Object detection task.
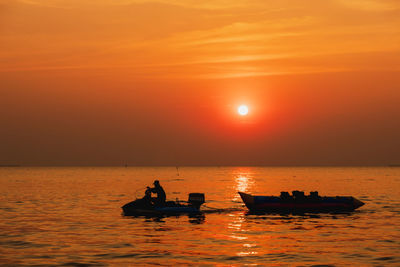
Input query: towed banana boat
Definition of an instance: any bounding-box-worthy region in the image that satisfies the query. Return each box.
[122,193,205,216]
[239,191,364,213]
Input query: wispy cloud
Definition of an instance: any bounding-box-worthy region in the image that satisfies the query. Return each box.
[1,0,399,78]
[335,0,400,11]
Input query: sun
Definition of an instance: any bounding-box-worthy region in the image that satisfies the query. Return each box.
[238,105,249,116]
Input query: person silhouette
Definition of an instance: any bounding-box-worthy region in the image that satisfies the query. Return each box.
[143,186,152,202]
[150,180,166,206]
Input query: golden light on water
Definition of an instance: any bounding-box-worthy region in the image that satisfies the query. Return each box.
[236,175,251,192]
[232,168,255,201]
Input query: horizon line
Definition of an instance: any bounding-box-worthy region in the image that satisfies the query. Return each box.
[0,164,398,168]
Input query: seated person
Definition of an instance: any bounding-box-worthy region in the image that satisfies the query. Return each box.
[149,180,166,206]
[143,186,152,201]
[134,186,152,208]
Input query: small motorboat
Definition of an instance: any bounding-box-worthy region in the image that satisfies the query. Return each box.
[122,193,205,216]
[238,191,365,213]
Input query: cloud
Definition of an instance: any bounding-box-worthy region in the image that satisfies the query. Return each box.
[1,0,399,78]
[335,0,400,11]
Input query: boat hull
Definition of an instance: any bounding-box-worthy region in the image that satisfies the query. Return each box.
[239,192,365,213]
[122,200,201,216]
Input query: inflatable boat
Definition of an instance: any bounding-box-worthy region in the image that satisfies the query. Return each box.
[239,191,364,213]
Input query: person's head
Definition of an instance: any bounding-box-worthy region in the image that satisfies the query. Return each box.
[154,180,160,186]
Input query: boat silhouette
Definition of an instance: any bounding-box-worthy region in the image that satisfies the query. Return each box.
[122,193,205,216]
[239,191,364,213]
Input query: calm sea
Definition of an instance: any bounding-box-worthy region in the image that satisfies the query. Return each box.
[0,167,399,266]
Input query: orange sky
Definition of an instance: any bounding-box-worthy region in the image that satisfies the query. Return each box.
[1,0,400,165]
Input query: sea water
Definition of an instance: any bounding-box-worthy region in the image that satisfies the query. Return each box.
[0,167,399,266]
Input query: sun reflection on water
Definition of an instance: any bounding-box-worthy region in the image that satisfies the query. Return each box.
[228,214,261,257]
[229,168,260,257]
[228,214,247,238]
[232,168,255,201]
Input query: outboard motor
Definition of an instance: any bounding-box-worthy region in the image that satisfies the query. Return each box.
[188,193,205,209]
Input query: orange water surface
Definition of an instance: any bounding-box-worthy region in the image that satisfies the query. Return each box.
[0,167,399,266]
